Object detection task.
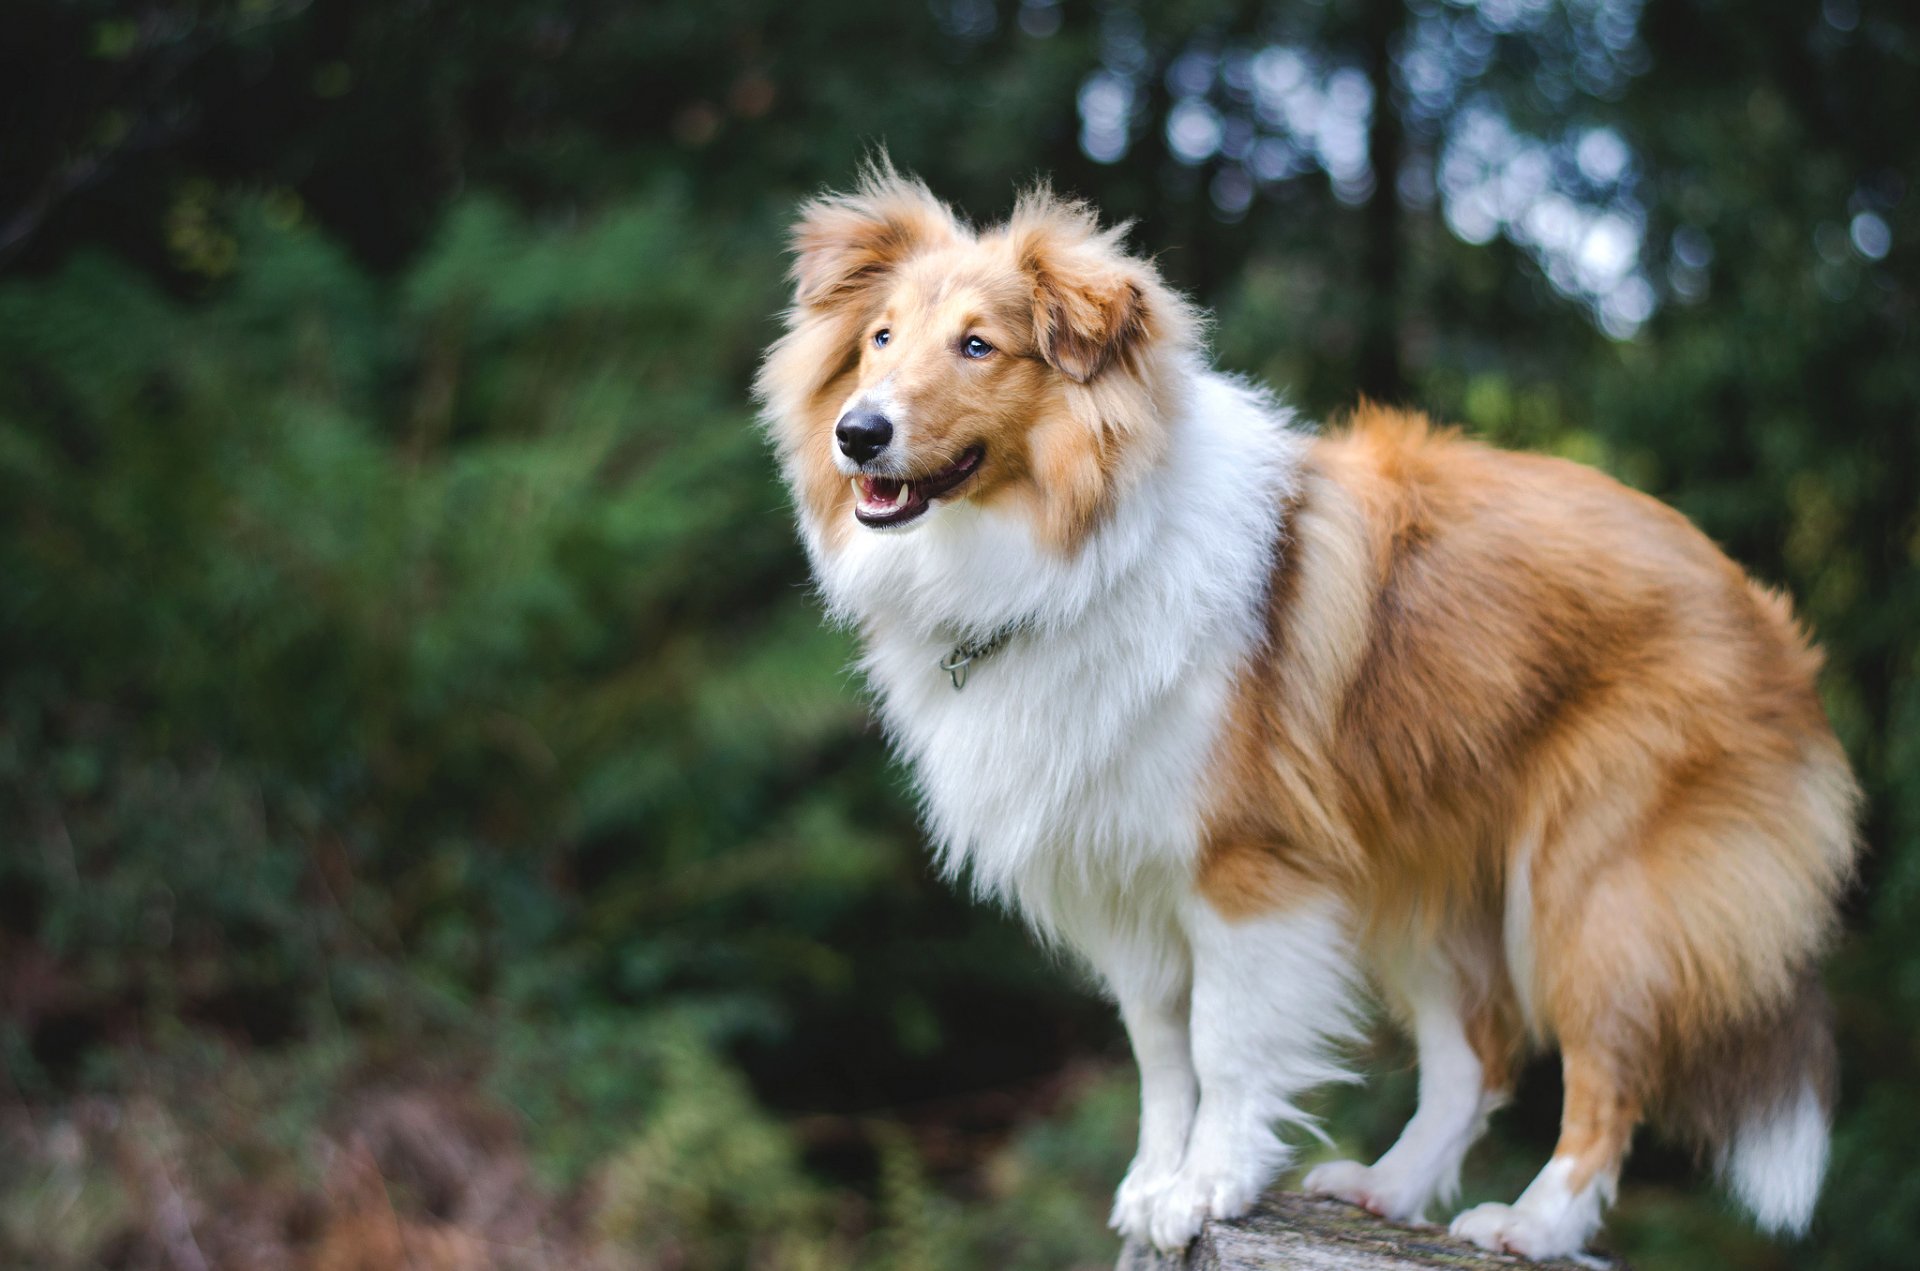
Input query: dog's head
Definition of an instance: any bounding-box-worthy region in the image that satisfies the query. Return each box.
[756,160,1197,558]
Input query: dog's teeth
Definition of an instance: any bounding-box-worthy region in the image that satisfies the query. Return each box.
[851,478,864,500]
[894,484,912,509]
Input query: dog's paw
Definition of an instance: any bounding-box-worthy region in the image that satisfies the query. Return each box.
[1108,1160,1175,1241]
[1144,1167,1261,1251]
[1302,1158,1428,1223]
[1449,1201,1581,1261]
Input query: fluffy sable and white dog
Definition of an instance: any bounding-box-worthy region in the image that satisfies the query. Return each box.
[755,161,1859,1260]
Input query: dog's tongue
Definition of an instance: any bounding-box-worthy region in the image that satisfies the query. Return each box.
[857,474,916,515]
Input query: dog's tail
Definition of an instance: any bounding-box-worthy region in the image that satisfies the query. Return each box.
[1658,970,1837,1235]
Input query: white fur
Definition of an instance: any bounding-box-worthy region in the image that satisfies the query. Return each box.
[1452,1156,1612,1262]
[1093,887,1198,1241]
[1145,896,1365,1249]
[802,366,1304,926]
[1305,962,1504,1222]
[1722,1079,1827,1234]
[794,365,1357,1249]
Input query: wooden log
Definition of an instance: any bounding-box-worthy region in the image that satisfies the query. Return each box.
[1115,1193,1613,1270]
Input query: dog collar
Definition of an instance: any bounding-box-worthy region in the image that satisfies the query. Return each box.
[938,622,1022,690]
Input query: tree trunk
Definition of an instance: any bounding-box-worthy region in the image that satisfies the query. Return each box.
[1357,0,1405,402]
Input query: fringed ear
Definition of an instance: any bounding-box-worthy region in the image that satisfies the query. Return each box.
[1010,188,1159,384]
[789,157,964,311]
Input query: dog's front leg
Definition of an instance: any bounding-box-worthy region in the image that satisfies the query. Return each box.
[1144,892,1363,1251]
[1065,897,1198,1244]
[1106,978,1198,1240]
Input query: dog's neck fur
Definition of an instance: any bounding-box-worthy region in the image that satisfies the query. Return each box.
[803,363,1307,934]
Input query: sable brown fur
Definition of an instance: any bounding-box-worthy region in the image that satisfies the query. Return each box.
[1202,405,1858,1195]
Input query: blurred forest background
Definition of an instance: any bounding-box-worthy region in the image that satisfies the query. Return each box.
[0,1,1914,1268]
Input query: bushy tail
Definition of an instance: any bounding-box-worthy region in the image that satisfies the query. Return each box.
[1660,972,1837,1236]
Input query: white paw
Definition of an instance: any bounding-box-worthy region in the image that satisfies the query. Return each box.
[1449,1201,1582,1261]
[1145,1168,1262,1251]
[1302,1158,1428,1223]
[1108,1159,1177,1241]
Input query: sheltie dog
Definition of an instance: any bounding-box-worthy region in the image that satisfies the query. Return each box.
[755,161,1859,1260]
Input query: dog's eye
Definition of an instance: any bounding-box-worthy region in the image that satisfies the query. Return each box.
[873,328,891,348]
[962,335,993,360]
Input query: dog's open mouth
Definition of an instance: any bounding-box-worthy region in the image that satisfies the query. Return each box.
[852,446,984,528]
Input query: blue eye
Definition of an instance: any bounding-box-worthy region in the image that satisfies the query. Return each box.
[873,328,890,348]
[962,335,993,359]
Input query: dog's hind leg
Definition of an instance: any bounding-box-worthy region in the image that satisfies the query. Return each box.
[1305,955,1517,1222]
[1451,1043,1639,1259]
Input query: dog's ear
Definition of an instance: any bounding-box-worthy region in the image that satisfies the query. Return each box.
[1011,190,1156,385]
[790,158,963,311]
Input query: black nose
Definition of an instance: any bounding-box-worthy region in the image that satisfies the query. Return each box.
[835,409,893,463]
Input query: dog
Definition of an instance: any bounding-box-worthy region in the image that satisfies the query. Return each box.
[755,160,1859,1260]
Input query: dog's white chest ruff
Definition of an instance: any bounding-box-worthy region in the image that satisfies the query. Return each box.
[868,599,1241,917]
[814,372,1304,928]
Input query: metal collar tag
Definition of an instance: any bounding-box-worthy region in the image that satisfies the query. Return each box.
[937,624,1019,690]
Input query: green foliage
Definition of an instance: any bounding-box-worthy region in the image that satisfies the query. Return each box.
[0,176,1082,1080]
[1,1,1917,1267]
[593,1031,829,1267]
